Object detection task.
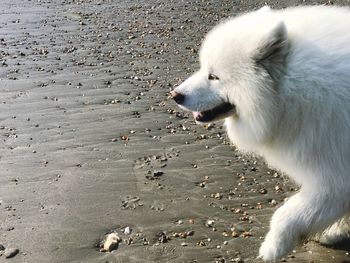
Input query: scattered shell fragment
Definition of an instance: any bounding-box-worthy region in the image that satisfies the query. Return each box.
[100,233,121,252]
[222,231,229,237]
[241,231,252,238]
[231,231,239,238]
[176,220,183,225]
[126,237,133,245]
[256,203,263,209]
[157,231,170,243]
[172,230,194,238]
[212,192,222,199]
[124,226,132,235]
[197,240,206,246]
[206,219,214,227]
[270,199,278,206]
[259,188,267,194]
[186,230,194,236]
[121,135,129,141]
[232,257,244,263]
[275,185,284,192]
[231,225,245,235]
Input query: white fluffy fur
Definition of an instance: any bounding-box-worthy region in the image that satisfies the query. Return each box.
[174,5,350,262]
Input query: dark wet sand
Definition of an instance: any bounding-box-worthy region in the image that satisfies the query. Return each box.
[1,0,350,262]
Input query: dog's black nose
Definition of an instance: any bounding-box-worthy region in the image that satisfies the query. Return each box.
[171,91,185,104]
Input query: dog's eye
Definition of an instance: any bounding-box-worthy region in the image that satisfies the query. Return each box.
[208,73,219,80]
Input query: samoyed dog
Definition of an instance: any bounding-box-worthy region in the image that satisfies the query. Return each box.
[171,5,350,262]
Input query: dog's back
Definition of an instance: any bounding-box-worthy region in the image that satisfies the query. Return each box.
[264,7,350,187]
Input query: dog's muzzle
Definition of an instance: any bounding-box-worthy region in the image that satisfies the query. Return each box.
[192,102,235,123]
[170,91,185,104]
[171,91,236,123]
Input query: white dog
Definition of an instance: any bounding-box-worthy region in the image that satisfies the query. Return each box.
[171,5,350,261]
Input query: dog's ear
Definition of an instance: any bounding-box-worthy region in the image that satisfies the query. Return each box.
[254,21,288,80]
[254,21,288,62]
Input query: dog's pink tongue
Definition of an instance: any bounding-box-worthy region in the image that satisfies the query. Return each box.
[192,111,201,120]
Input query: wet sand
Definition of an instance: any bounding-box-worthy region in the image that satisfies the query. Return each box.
[1,0,350,262]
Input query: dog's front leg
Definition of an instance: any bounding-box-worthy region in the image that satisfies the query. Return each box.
[259,190,346,261]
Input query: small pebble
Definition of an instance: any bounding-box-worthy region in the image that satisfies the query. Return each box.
[153,170,163,177]
[4,248,19,258]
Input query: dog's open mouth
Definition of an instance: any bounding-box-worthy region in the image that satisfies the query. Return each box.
[192,102,236,123]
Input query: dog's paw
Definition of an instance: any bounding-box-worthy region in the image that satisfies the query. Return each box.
[318,225,350,246]
[258,236,292,262]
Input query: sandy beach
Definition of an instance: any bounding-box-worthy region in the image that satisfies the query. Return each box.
[1,0,350,262]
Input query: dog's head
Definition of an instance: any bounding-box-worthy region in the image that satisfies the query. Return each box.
[172,7,289,125]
